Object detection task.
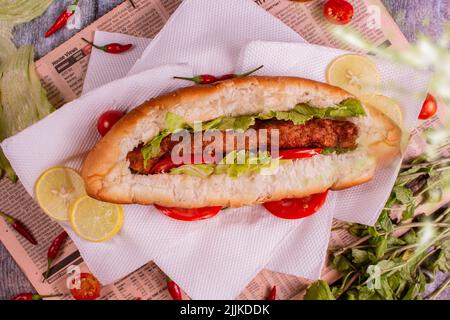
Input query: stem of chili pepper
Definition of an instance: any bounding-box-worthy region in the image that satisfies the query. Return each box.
[12,293,62,300]
[81,38,133,54]
[166,278,182,300]
[266,285,276,300]
[217,65,264,81]
[44,231,69,280]
[0,211,37,245]
[128,0,136,8]
[44,0,79,38]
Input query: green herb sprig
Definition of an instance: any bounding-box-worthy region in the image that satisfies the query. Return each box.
[304,155,450,300]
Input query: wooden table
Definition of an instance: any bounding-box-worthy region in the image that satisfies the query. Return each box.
[1,0,449,299]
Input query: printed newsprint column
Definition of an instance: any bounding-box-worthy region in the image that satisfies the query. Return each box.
[0,0,446,300]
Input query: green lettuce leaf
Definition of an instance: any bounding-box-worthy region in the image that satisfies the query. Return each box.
[169,164,215,178]
[141,130,169,168]
[165,111,187,132]
[0,45,54,182]
[141,112,189,167]
[169,151,286,179]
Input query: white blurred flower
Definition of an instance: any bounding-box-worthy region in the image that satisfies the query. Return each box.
[66,5,81,30]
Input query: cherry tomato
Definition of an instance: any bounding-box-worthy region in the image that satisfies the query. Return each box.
[150,157,179,174]
[278,148,323,160]
[97,110,124,136]
[70,273,101,300]
[263,190,329,220]
[323,0,354,25]
[419,94,438,120]
[154,205,222,221]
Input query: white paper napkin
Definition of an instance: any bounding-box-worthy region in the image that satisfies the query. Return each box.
[234,41,432,226]
[128,0,305,76]
[82,32,152,93]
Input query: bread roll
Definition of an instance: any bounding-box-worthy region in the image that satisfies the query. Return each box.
[81,76,401,208]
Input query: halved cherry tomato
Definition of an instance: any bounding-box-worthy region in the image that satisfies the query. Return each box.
[154,205,222,221]
[323,0,354,25]
[97,110,124,136]
[70,273,101,300]
[278,148,322,160]
[150,157,180,174]
[419,94,438,120]
[263,190,329,220]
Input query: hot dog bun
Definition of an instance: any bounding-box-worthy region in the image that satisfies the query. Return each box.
[81,76,401,208]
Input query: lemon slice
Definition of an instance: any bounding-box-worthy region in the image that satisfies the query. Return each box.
[361,94,404,127]
[35,167,86,221]
[326,54,381,98]
[70,195,123,242]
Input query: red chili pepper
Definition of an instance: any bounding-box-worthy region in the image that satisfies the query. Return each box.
[267,286,276,300]
[81,38,133,54]
[174,65,264,85]
[167,278,182,300]
[44,231,69,279]
[0,211,37,245]
[12,293,61,300]
[173,74,218,85]
[45,0,79,38]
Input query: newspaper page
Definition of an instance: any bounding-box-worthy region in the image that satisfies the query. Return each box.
[0,0,446,300]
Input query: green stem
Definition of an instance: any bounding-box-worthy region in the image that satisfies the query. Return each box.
[237,65,264,78]
[81,38,105,51]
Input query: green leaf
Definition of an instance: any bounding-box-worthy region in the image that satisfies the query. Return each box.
[141,130,169,167]
[303,280,335,300]
[232,116,255,131]
[376,276,394,300]
[375,236,388,259]
[169,151,282,179]
[294,103,327,118]
[376,210,393,232]
[402,203,416,220]
[351,248,369,265]
[200,118,222,131]
[169,164,215,178]
[165,112,187,132]
[332,255,354,272]
[273,110,311,125]
[335,98,367,117]
[393,185,414,204]
[355,286,382,300]
[401,230,417,245]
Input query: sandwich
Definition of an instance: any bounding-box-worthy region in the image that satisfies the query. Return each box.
[81,76,401,213]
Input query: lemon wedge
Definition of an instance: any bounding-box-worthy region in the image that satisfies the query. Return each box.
[35,167,86,221]
[361,94,404,127]
[326,54,381,98]
[70,195,124,242]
